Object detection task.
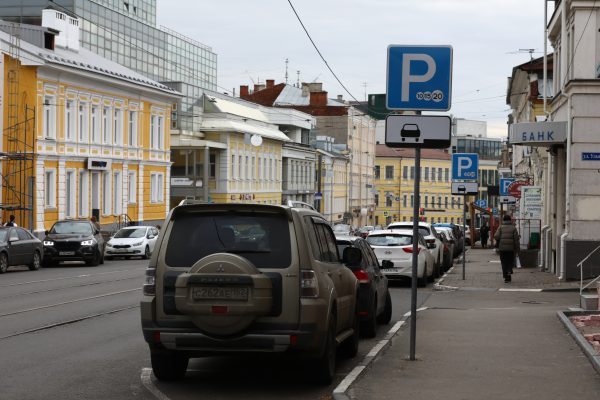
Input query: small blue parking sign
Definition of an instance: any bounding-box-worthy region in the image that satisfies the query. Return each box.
[499,178,515,196]
[387,45,453,111]
[452,153,478,181]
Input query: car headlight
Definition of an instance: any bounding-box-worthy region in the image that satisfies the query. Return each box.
[81,239,96,246]
[43,240,54,246]
[132,241,144,246]
[106,242,113,248]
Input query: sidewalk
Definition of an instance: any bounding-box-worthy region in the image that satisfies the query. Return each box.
[343,249,600,400]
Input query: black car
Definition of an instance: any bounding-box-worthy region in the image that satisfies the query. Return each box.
[0,227,44,273]
[43,220,105,267]
[337,235,392,338]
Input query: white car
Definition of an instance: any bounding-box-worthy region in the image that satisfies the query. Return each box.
[387,221,444,278]
[105,226,159,260]
[366,229,435,287]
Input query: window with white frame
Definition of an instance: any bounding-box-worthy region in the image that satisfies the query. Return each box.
[150,115,156,149]
[43,95,56,139]
[65,99,75,141]
[78,170,89,217]
[113,171,122,215]
[245,156,249,180]
[65,170,76,218]
[45,170,56,208]
[79,101,88,143]
[128,110,137,147]
[102,171,112,215]
[91,105,100,143]
[127,171,136,204]
[114,108,123,146]
[150,114,164,150]
[231,154,236,179]
[238,155,242,179]
[151,173,164,203]
[103,106,111,145]
[157,116,164,149]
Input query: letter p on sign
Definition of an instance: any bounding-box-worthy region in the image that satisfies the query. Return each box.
[401,54,436,102]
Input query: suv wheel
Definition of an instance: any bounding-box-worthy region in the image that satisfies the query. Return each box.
[150,350,189,381]
[313,313,336,384]
[360,298,377,338]
[86,251,100,266]
[0,253,8,274]
[377,291,392,325]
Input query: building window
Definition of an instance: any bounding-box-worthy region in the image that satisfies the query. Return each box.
[45,170,56,208]
[445,196,448,208]
[91,105,100,144]
[66,170,76,218]
[127,171,136,204]
[385,166,393,179]
[128,110,137,146]
[103,106,111,145]
[158,116,164,149]
[232,155,236,179]
[386,196,393,207]
[424,195,428,207]
[151,172,164,203]
[403,166,408,179]
[43,95,56,139]
[444,168,449,182]
[424,167,429,181]
[65,99,75,141]
[113,171,122,215]
[150,115,156,149]
[103,171,112,215]
[374,166,380,179]
[410,194,414,207]
[78,170,89,217]
[431,168,436,181]
[410,166,415,179]
[403,194,407,208]
[239,155,243,180]
[151,115,164,150]
[79,102,88,143]
[374,193,379,206]
[114,109,123,146]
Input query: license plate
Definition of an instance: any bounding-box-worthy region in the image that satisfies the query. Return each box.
[382,268,400,273]
[59,251,75,256]
[192,286,249,301]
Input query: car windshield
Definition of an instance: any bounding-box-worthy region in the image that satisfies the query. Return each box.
[359,226,374,232]
[367,234,412,246]
[0,230,7,242]
[389,225,430,237]
[50,221,93,235]
[114,228,147,238]
[165,212,291,269]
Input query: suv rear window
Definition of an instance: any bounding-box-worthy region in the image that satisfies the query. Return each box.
[389,224,430,238]
[367,234,412,246]
[165,212,291,269]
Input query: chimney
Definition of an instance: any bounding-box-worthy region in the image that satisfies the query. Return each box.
[301,83,310,97]
[308,83,323,92]
[240,85,249,98]
[337,95,343,101]
[42,9,80,51]
[254,84,266,92]
[266,79,275,88]
[310,91,328,107]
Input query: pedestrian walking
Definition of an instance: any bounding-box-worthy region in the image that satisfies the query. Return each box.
[494,214,520,283]
[4,214,17,227]
[90,215,101,232]
[479,223,490,248]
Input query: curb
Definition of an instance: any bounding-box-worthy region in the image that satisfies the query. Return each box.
[332,308,427,400]
[557,311,600,376]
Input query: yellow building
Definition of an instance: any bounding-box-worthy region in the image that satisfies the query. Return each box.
[374,145,464,227]
[1,18,180,234]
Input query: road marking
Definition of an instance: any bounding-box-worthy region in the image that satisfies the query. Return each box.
[388,320,405,335]
[0,268,139,288]
[498,288,542,292]
[0,288,140,318]
[141,368,171,400]
[333,366,365,394]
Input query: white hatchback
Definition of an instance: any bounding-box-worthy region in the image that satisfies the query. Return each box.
[366,229,435,287]
[105,226,159,260]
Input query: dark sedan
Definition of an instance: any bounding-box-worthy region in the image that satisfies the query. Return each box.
[0,227,44,273]
[43,220,105,267]
[337,235,392,338]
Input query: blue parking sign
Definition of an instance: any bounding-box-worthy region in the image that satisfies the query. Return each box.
[386,45,453,111]
[452,153,479,181]
[499,178,515,196]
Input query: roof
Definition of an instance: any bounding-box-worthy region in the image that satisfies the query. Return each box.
[275,85,346,107]
[375,144,451,160]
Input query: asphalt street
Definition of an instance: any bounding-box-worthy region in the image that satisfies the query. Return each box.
[0,259,427,400]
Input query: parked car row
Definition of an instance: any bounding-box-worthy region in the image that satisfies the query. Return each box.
[0,220,159,274]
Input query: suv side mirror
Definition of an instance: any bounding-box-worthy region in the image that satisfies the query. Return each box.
[45,230,49,235]
[381,259,394,269]
[342,247,362,267]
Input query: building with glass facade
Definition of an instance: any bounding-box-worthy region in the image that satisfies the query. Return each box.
[0,0,217,132]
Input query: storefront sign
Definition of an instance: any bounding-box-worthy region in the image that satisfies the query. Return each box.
[582,152,600,161]
[521,186,542,219]
[509,121,566,146]
[87,158,112,171]
[507,180,529,199]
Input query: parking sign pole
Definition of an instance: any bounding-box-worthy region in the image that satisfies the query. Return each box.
[463,195,466,280]
[409,148,420,361]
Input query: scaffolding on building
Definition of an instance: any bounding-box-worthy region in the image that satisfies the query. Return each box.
[1,22,35,230]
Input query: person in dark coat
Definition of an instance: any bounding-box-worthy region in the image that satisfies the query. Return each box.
[479,223,490,248]
[494,214,520,283]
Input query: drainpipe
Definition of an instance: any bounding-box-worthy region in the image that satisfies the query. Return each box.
[558,0,569,281]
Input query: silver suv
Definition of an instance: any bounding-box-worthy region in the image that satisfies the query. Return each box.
[141,203,360,383]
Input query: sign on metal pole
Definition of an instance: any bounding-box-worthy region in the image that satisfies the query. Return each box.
[451,182,478,195]
[452,153,479,181]
[386,45,453,111]
[385,115,451,149]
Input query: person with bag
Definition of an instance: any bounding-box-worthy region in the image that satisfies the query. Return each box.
[479,223,490,248]
[494,214,520,283]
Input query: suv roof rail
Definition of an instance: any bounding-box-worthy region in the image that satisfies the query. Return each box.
[178,198,208,206]
[285,200,316,211]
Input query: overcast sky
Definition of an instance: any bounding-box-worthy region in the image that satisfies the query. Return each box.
[156,0,552,137]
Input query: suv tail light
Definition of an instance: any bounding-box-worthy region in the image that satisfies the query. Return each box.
[402,246,421,254]
[353,269,369,283]
[300,270,319,298]
[143,267,156,296]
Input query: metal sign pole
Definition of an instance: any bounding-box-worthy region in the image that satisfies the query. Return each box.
[410,148,420,361]
[463,195,466,280]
